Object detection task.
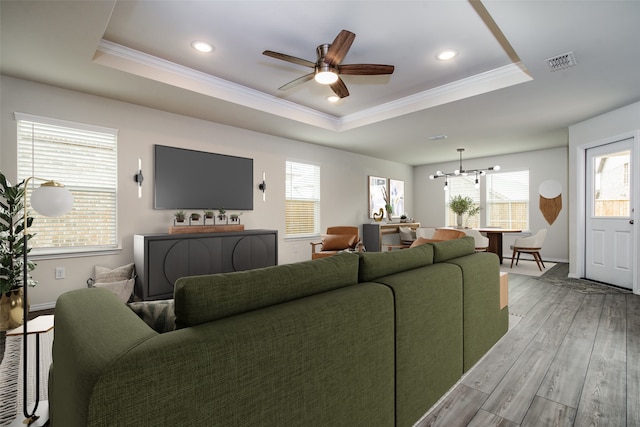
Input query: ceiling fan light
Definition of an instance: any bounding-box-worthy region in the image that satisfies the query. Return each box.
[326,95,340,103]
[315,70,338,85]
[492,165,501,171]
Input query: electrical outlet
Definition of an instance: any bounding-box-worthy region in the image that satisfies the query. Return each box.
[55,267,65,280]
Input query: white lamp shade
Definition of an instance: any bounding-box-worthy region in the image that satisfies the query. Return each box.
[31,184,74,217]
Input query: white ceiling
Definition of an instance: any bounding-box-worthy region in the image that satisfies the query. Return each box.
[2,1,640,166]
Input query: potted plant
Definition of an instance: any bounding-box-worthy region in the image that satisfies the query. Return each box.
[174,210,186,223]
[190,212,201,221]
[0,171,35,330]
[204,210,214,219]
[229,212,242,223]
[449,195,475,228]
[217,207,226,222]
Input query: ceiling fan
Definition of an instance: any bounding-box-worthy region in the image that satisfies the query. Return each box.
[263,29,394,99]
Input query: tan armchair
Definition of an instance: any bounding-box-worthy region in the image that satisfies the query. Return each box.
[310,226,362,259]
[409,228,466,247]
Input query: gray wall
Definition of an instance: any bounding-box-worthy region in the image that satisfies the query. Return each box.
[1,76,413,307]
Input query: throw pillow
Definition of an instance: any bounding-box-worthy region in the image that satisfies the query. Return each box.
[94,263,135,282]
[93,278,135,303]
[128,299,176,333]
[321,234,357,251]
[398,226,416,243]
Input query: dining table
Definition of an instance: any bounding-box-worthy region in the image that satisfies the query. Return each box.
[477,228,522,264]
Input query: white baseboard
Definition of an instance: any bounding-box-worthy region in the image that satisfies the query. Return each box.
[30,301,56,312]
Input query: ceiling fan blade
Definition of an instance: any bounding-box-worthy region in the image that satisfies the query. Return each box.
[339,64,395,75]
[278,72,315,91]
[330,77,350,98]
[263,50,315,68]
[325,30,355,66]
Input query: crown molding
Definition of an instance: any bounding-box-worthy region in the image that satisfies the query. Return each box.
[94,40,531,132]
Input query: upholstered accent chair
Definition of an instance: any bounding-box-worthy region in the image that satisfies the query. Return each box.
[510,229,547,270]
[310,226,362,259]
[463,229,490,252]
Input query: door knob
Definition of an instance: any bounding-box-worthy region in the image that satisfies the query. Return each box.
[631,220,635,224]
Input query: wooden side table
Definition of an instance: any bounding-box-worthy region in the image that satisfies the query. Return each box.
[7,314,54,427]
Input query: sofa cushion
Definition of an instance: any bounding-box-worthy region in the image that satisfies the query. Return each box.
[357,244,433,282]
[431,236,475,262]
[321,234,357,251]
[174,252,360,328]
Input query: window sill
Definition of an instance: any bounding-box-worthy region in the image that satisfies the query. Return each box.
[29,247,122,260]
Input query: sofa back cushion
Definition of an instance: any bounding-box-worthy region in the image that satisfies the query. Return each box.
[174,252,359,328]
[431,236,475,262]
[357,244,434,282]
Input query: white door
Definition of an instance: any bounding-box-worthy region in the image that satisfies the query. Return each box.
[585,138,634,288]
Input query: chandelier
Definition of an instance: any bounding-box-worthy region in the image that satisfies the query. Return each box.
[429,148,500,190]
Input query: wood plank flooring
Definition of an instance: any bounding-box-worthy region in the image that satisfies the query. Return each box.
[416,272,640,427]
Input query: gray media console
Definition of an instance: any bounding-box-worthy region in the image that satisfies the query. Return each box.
[134,229,278,300]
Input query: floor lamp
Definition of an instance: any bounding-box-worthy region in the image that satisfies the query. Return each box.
[14,178,73,426]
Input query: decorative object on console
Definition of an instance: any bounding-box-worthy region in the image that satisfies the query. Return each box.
[133,158,143,199]
[381,186,393,222]
[229,213,242,223]
[190,213,201,223]
[373,208,384,223]
[259,172,266,202]
[174,210,186,224]
[217,207,226,222]
[429,148,500,190]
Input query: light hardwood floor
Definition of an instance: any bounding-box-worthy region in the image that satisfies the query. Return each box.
[417,271,640,427]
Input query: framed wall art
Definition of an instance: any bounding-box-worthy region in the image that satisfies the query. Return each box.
[389,179,405,218]
[368,176,388,218]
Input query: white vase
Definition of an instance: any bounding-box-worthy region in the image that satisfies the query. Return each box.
[456,214,463,228]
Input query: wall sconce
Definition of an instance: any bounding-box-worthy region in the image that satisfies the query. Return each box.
[258,172,266,202]
[134,158,143,199]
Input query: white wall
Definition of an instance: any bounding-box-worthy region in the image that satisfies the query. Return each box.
[1,76,412,308]
[568,100,640,285]
[413,147,569,262]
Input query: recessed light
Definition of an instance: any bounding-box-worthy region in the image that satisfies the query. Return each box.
[428,134,448,141]
[191,41,214,53]
[326,95,341,103]
[436,50,458,61]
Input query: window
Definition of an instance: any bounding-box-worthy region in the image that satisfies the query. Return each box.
[285,160,320,237]
[446,176,480,228]
[486,170,529,230]
[16,113,118,254]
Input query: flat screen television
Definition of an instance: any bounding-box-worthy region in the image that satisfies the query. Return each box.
[154,145,253,210]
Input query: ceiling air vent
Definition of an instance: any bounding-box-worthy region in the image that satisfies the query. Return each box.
[545,51,577,72]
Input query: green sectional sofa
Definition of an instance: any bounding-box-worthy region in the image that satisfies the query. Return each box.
[49,236,507,427]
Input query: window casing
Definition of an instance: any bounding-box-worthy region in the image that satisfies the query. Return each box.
[285,160,320,237]
[486,170,529,230]
[16,113,118,255]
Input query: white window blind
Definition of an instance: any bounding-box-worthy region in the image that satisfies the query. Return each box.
[285,160,320,237]
[486,170,529,230]
[446,176,480,228]
[16,113,118,254]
